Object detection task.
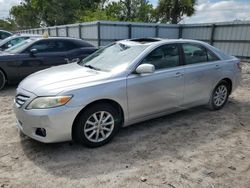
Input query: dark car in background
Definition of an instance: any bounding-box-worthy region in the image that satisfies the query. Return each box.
[0,34,41,51]
[0,30,12,41]
[0,37,97,89]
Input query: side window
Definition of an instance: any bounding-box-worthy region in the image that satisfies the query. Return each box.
[29,40,57,53]
[61,40,77,51]
[56,40,77,51]
[183,44,207,65]
[207,50,219,62]
[142,44,180,70]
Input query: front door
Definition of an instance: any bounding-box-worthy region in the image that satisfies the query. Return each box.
[127,43,185,121]
[18,40,68,79]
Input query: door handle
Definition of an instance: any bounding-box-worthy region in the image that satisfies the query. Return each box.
[215,64,221,69]
[175,72,184,77]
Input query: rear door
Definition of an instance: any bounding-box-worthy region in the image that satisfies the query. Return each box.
[181,43,222,106]
[127,43,185,121]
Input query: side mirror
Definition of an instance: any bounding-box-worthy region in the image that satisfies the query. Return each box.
[30,49,37,56]
[136,64,155,74]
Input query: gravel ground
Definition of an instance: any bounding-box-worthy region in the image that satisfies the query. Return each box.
[0,63,249,188]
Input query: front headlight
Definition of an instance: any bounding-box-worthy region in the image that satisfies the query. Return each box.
[26,96,72,110]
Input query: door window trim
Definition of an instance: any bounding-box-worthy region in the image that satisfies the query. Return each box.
[130,43,183,74]
[180,42,220,66]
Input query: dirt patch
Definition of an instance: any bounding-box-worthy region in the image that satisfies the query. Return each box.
[0,63,249,188]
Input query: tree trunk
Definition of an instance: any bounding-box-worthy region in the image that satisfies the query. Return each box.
[171,0,179,24]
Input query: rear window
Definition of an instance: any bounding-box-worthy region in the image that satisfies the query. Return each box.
[74,40,94,48]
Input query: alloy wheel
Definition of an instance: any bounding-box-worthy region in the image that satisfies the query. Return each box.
[213,85,228,107]
[83,111,115,143]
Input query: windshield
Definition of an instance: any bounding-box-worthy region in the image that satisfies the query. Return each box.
[5,38,37,54]
[0,36,13,46]
[79,42,149,72]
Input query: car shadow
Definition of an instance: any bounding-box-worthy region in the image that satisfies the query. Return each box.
[19,97,248,180]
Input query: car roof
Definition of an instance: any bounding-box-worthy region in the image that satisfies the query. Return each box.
[39,37,94,46]
[8,34,42,39]
[14,34,42,37]
[121,38,209,46]
[0,30,12,34]
[121,38,233,60]
[36,37,83,41]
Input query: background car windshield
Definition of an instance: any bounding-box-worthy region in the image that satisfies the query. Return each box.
[5,39,36,54]
[79,43,148,72]
[0,37,12,46]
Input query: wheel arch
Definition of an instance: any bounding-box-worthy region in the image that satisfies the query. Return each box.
[220,78,232,94]
[71,99,125,138]
[0,67,7,81]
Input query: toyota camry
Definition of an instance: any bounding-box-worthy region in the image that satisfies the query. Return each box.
[13,38,241,147]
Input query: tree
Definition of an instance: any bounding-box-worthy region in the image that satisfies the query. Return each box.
[105,0,154,22]
[9,0,157,29]
[10,0,103,28]
[157,0,196,24]
[31,0,82,26]
[0,19,17,31]
[10,0,40,29]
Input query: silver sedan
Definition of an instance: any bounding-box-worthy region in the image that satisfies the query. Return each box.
[13,38,241,147]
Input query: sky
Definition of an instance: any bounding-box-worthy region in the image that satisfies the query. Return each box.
[1,0,250,24]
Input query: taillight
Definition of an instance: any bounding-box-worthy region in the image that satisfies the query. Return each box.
[236,61,242,71]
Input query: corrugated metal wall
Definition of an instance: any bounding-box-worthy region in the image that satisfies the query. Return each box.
[181,22,250,58]
[18,21,250,58]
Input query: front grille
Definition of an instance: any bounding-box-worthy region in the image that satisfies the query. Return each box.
[15,94,30,108]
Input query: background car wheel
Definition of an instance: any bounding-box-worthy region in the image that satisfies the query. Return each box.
[209,80,230,110]
[73,103,121,147]
[0,70,6,90]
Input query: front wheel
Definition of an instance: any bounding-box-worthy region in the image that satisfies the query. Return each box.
[209,81,229,110]
[73,103,121,147]
[0,70,6,90]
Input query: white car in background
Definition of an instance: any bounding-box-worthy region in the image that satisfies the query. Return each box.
[0,34,41,51]
[0,30,12,41]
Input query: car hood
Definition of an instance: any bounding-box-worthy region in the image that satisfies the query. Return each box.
[19,63,112,96]
[0,51,14,56]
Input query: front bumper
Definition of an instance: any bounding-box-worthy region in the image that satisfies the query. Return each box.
[13,89,83,143]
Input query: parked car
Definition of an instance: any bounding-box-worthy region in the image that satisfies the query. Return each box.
[0,37,97,89]
[0,30,12,41]
[13,38,241,147]
[0,34,41,51]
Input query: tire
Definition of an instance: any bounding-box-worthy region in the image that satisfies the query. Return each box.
[209,80,230,110]
[73,103,121,147]
[0,70,6,90]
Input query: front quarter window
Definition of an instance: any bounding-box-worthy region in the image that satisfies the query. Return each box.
[79,43,148,72]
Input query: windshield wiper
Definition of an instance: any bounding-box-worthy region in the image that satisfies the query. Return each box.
[84,65,101,71]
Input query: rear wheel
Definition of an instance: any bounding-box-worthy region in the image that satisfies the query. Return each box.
[73,103,121,147]
[209,80,229,110]
[0,70,6,90]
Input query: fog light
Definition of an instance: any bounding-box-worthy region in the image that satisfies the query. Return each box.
[35,128,46,137]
